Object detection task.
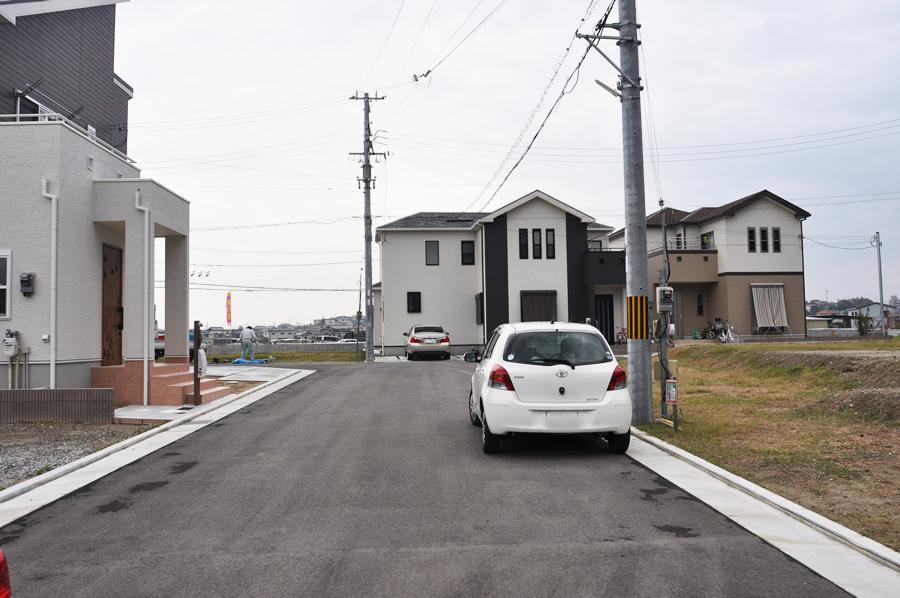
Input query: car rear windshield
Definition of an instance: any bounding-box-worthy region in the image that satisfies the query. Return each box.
[414,326,444,333]
[503,331,614,366]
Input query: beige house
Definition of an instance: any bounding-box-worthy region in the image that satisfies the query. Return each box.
[608,190,811,338]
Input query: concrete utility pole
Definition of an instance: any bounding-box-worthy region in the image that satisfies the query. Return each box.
[874,231,885,336]
[350,92,386,363]
[577,0,652,424]
[618,0,652,424]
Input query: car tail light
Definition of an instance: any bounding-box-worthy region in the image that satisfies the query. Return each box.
[409,336,422,344]
[607,365,627,390]
[439,335,450,343]
[488,364,515,391]
[0,549,11,598]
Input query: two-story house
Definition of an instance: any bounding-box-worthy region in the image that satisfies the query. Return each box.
[608,190,811,337]
[0,1,227,406]
[374,190,627,354]
[375,189,811,352]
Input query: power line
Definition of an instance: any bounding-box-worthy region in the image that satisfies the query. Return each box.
[417,0,509,79]
[474,1,615,211]
[192,216,389,231]
[391,115,900,154]
[360,0,406,88]
[190,260,365,268]
[803,236,875,251]
[396,0,440,78]
[465,0,605,211]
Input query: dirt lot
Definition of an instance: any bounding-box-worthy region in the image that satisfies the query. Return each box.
[640,338,900,550]
[0,423,152,491]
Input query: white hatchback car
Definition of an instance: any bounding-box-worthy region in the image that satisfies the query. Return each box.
[465,322,632,454]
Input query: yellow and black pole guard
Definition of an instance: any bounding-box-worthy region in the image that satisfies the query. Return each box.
[626,295,649,340]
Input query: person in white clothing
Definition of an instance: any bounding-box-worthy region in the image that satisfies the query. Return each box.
[239,326,258,361]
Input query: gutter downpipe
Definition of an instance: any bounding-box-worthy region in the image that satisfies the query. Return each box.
[41,178,58,389]
[134,189,150,406]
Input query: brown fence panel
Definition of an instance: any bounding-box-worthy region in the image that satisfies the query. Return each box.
[0,388,115,424]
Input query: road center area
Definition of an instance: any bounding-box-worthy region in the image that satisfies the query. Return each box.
[1,362,848,597]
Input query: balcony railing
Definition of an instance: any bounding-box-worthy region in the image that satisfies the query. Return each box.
[0,113,135,164]
[666,237,716,251]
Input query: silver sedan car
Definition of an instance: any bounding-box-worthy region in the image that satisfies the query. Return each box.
[404,325,451,360]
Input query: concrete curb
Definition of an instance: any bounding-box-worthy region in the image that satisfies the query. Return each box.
[0,369,311,505]
[631,427,900,572]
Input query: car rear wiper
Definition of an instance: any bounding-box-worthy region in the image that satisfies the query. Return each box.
[532,357,575,369]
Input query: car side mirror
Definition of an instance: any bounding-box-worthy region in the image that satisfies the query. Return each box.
[464,351,480,363]
[402,332,409,337]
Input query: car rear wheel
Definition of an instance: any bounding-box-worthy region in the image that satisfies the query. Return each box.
[481,409,501,454]
[607,431,630,454]
[468,391,480,426]
[407,351,416,361]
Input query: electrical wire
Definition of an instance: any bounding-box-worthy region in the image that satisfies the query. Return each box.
[396,0,440,79]
[417,0,509,79]
[360,0,406,88]
[190,260,364,268]
[803,236,875,251]
[465,0,607,211]
[474,0,616,212]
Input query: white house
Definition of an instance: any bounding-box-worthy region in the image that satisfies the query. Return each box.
[374,190,626,354]
[1,1,229,406]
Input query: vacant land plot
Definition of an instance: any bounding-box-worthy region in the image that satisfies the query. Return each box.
[640,338,900,550]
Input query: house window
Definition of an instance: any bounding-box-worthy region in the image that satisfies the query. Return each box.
[425,240,439,265]
[0,250,9,318]
[773,227,781,253]
[519,228,528,259]
[588,238,603,251]
[461,240,475,265]
[697,293,704,316]
[747,227,757,253]
[700,232,714,249]
[546,229,556,259]
[760,227,769,253]
[532,228,542,259]
[475,292,484,325]
[675,233,683,249]
[407,292,421,313]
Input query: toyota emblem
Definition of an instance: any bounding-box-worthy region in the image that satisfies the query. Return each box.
[555,369,568,378]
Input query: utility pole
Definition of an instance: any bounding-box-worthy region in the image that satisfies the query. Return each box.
[350,92,386,363]
[577,0,652,424]
[874,231,885,336]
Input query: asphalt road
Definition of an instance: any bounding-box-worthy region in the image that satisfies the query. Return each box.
[1,360,847,597]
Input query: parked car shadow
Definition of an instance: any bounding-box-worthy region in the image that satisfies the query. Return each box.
[484,432,624,458]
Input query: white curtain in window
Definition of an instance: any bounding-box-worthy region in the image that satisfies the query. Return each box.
[751,284,788,328]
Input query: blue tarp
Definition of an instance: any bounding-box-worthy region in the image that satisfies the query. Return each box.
[231,357,273,365]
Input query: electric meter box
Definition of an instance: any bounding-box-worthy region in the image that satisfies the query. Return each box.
[2,336,19,358]
[656,286,674,313]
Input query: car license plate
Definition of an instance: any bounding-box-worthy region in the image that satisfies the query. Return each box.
[546,411,578,425]
[425,338,437,344]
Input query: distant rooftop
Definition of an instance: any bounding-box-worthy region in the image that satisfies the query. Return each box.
[378,212,489,230]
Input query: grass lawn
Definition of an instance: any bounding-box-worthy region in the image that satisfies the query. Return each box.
[208,351,363,363]
[638,337,900,550]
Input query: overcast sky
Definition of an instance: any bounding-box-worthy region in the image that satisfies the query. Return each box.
[114,0,900,329]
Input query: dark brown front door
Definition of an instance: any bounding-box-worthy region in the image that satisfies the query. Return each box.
[101,245,123,366]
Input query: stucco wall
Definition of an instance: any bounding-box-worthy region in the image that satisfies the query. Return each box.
[505,198,569,322]
[0,122,139,375]
[721,198,804,272]
[378,229,482,348]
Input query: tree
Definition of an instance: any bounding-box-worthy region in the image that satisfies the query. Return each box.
[857,313,874,336]
[836,297,873,311]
